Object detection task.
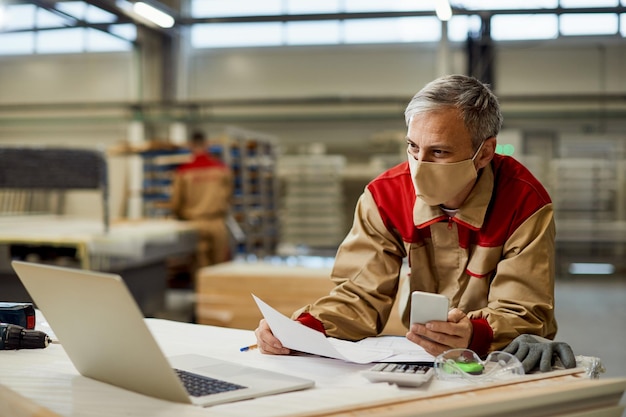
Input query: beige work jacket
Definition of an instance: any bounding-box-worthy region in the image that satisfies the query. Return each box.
[294,155,558,352]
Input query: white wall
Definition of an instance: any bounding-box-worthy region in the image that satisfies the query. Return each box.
[188,45,446,99]
[0,52,137,105]
[496,43,625,95]
[0,40,625,224]
[0,41,624,146]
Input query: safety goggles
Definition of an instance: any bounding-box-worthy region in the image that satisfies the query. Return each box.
[434,348,525,383]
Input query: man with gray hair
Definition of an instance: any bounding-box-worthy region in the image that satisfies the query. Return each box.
[255,75,560,366]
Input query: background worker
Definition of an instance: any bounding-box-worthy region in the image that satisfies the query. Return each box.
[171,131,234,271]
[255,74,559,361]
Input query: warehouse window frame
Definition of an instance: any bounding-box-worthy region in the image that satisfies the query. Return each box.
[190,12,625,49]
[0,1,624,55]
[0,1,134,56]
[188,0,625,49]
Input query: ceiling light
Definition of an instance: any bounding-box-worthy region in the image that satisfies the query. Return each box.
[133,1,174,28]
[435,0,452,22]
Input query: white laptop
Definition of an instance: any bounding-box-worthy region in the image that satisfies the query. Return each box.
[11,260,314,407]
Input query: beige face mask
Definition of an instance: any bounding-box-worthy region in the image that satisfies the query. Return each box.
[408,141,484,206]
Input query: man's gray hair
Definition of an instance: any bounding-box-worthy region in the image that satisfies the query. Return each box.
[404,74,503,149]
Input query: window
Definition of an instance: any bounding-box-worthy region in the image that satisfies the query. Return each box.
[37,28,84,53]
[0,1,132,55]
[189,0,624,48]
[86,28,132,52]
[190,0,431,17]
[55,1,87,19]
[191,0,282,18]
[191,17,443,48]
[343,0,431,13]
[84,4,116,23]
[491,14,558,41]
[109,24,137,42]
[452,0,559,10]
[448,15,482,42]
[3,4,36,31]
[36,8,73,28]
[344,17,440,44]
[560,0,618,7]
[191,22,283,48]
[2,0,621,54]
[0,32,35,55]
[285,21,341,45]
[560,13,619,36]
[189,0,442,48]
[286,0,340,14]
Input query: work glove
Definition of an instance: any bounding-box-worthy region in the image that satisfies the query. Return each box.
[503,334,577,374]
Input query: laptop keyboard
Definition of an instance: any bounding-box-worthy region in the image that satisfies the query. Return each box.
[174,369,247,397]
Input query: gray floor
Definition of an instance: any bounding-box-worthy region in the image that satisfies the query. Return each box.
[162,276,626,379]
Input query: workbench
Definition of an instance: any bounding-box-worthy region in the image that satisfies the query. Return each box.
[0,215,198,316]
[0,318,624,417]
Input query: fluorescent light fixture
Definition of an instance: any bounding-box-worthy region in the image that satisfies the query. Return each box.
[568,263,615,275]
[435,0,452,21]
[133,1,174,28]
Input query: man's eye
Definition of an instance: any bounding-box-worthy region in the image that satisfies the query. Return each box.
[407,146,419,157]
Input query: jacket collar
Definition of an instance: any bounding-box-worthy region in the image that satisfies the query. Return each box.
[413,162,494,230]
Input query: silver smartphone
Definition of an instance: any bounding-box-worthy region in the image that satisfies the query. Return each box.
[410,291,449,325]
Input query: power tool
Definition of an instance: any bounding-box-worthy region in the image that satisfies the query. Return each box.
[0,302,51,350]
[0,323,51,349]
[0,302,36,329]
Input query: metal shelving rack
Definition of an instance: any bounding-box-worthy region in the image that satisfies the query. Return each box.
[137,128,280,258]
[277,154,346,251]
[209,128,280,258]
[140,148,191,218]
[549,158,618,222]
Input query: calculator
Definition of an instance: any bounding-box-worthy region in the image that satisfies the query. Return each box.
[361,363,434,387]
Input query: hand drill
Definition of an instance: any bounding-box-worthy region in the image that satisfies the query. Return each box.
[0,302,51,350]
[0,323,51,349]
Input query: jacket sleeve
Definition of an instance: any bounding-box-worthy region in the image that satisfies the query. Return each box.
[291,190,406,340]
[468,204,558,351]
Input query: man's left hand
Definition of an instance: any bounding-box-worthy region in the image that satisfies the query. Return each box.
[406,308,473,357]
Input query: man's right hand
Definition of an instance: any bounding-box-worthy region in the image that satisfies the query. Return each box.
[254,319,291,355]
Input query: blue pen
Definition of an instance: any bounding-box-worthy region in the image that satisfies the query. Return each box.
[240,344,258,352]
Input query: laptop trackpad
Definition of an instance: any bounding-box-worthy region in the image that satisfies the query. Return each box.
[197,362,250,378]
[171,354,255,378]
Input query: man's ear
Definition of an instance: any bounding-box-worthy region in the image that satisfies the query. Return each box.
[476,137,497,169]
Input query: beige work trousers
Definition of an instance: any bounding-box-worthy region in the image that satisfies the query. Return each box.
[191,217,230,268]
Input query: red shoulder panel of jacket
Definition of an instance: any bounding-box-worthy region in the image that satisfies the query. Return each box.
[366,155,551,248]
[476,154,552,247]
[365,162,431,243]
[176,154,228,173]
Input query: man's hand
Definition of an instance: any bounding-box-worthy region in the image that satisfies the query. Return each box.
[406,308,473,357]
[254,319,291,355]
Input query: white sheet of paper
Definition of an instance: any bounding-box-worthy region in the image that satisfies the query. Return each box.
[252,294,394,364]
[356,336,436,363]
